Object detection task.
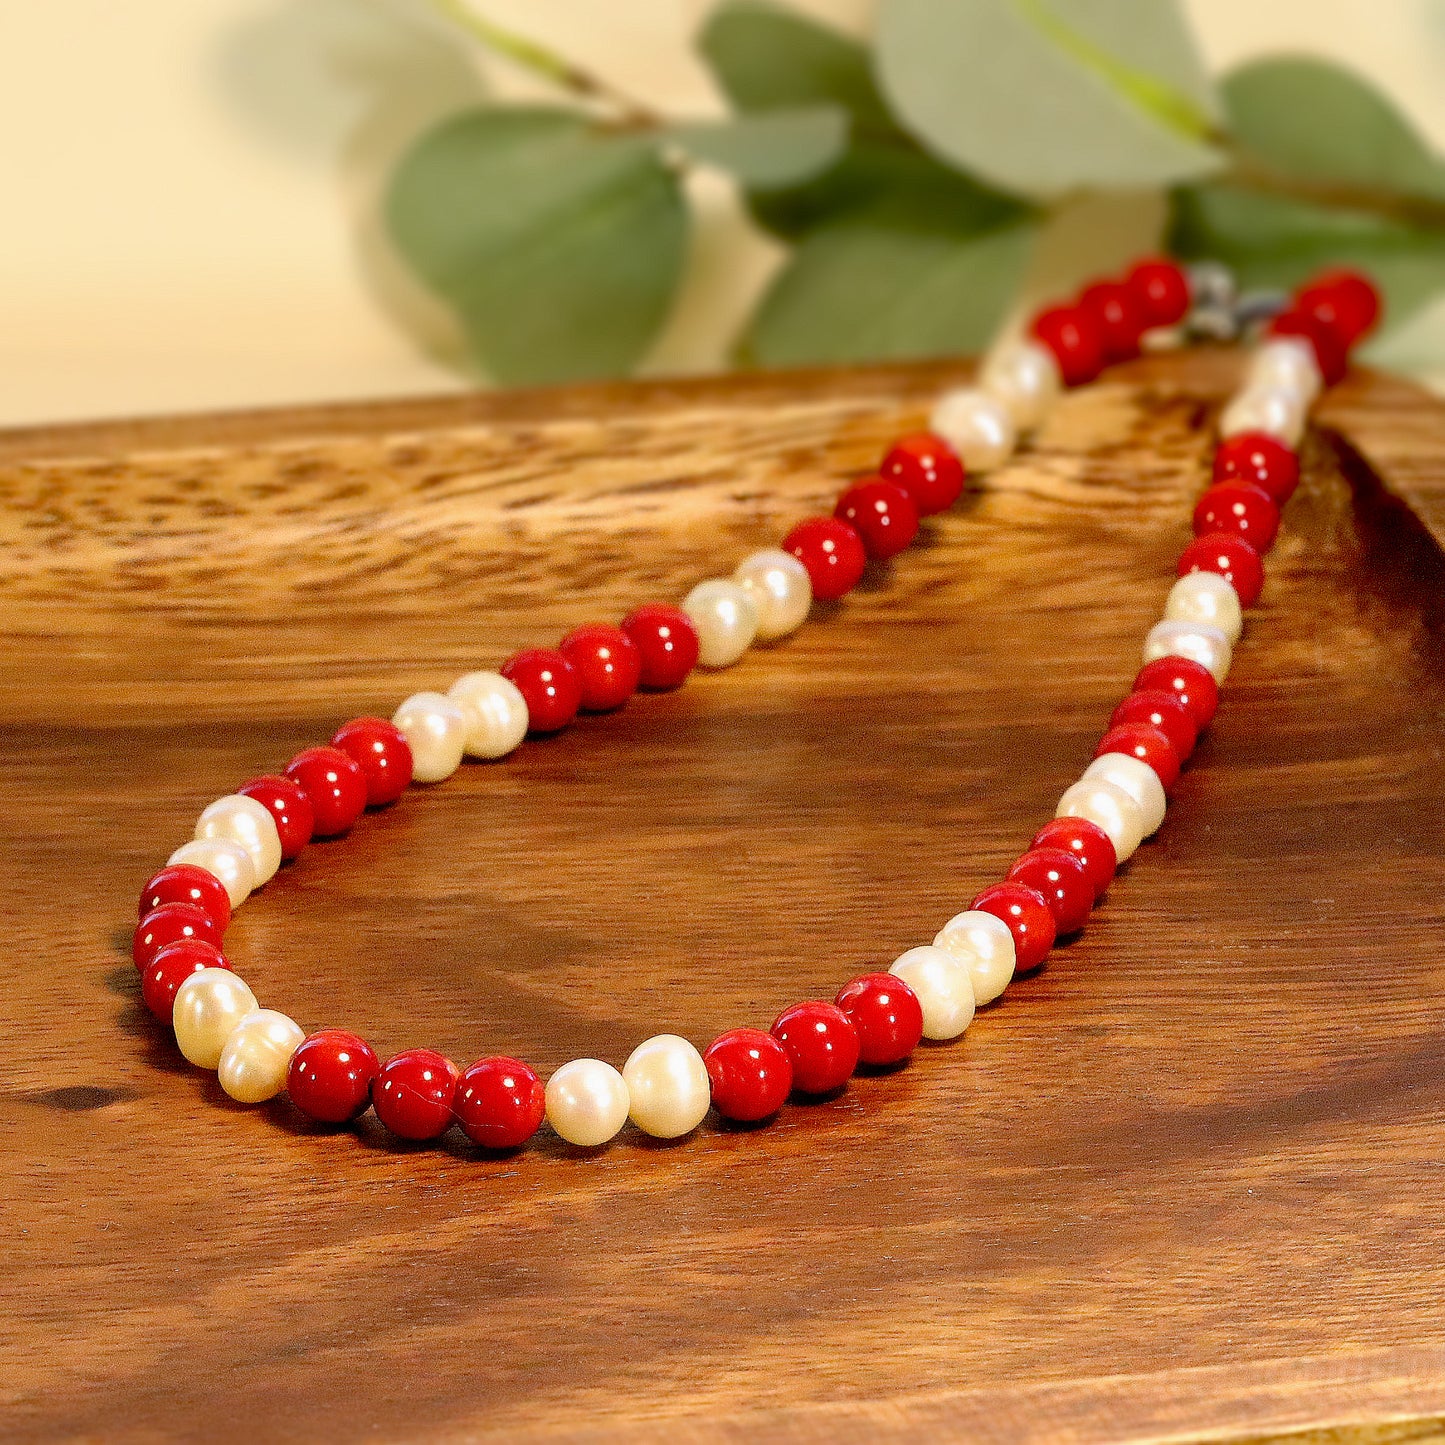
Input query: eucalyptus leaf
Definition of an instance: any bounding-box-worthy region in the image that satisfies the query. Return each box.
[664,106,848,188]
[387,106,686,384]
[875,0,1222,198]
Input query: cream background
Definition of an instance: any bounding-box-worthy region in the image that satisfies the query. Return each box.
[1,0,1443,426]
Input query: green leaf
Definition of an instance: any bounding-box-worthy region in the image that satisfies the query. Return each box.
[875,0,1222,198]
[745,218,1036,367]
[664,106,848,188]
[387,106,686,384]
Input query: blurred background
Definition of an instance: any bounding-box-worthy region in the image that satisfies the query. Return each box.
[3,0,1444,428]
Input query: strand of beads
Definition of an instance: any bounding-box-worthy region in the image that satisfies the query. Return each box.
[130,259,1380,1154]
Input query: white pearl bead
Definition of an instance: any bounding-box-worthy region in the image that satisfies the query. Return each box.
[167,838,257,910]
[979,338,1062,430]
[447,670,529,759]
[932,909,1016,1005]
[888,945,976,1040]
[172,967,258,1069]
[1220,384,1306,448]
[392,691,468,782]
[733,548,812,641]
[195,794,282,887]
[1084,752,1167,837]
[1143,617,1232,684]
[546,1058,630,1147]
[622,1034,711,1139]
[1165,570,1242,645]
[929,386,1017,471]
[1247,337,1321,404]
[217,1008,305,1104]
[1056,777,1147,863]
[683,579,759,669]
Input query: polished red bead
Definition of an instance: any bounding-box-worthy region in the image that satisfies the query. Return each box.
[133,902,222,972]
[287,1030,380,1124]
[372,1048,460,1141]
[1110,688,1197,761]
[237,773,315,859]
[1132,656,1219,730]
[500,647,582,732]
[331,716,414,807]
[1096,722,1181,792]
[559,624,642,712]
[1213,432,1300,503]
[971,882,1057,973]
[1125,257,1191,327]
[284,747,367,838]
[1193,482,1280,551]
[1178,531,1263,607]
[704,1028,793,1122]
[1007,848,1093,935]
[782,516,867,601]
[1296,268,1380,346]
[454,1056,546,1149]
[142,939,230,1021]
[1030,304,1105,387]
[1029,817,1116,901]
[1079,279,1146,362]
[879,432,965,516]
[834,973,924,1066]
[1268,308,1347,386]
[834,479,919,560]
[770,1001,860,1095]
[137,863,232,934]
[620,604,701,691]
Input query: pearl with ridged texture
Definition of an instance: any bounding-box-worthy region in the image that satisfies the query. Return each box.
[167,838,257,910]
[546,1059,630,1147]
[448,670,529,759]
[195,794,283,887]
[392,691,468,782]
[1143,618,1232,684]
[932,909,1017,1005]
[980,338,1062,430]
[888,945,975,1040]
[1247,337,1321,404]
[733,549,812,641]
[929,387,1017,471]
[217,1009,305,1103]
[1056,777,1147,863]
[683,580,759,669]
[622,1034,711,1139]
[1165,571,1242,645]
[1085,752,1168,837]
[172,967,258,1069]
[1220,384,1306,448]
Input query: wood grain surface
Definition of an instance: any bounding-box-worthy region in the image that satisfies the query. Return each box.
[3,351,1445,1443]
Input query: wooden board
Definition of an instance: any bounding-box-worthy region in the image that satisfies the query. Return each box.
[4,351,1445,1443]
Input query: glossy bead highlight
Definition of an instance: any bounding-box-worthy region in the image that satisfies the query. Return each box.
[142,939,230,1022]
[455,1056,545,1149]
[167,838,257,910]
[558,624,642,711]
[137,863,232,934]
[172,967,258,1070]
[1110,689,1197,762]
[782,517,867,601]
[1178,532,1263,609]
[373,1048,460,1141]
[682,579,759,669]
[970,883,1057,973]
[1008,847,1093,933]
[1056,777,1147,863]
[1212,432,1300,503]
[237,775,315,860]
[1132,656,1219,730]
[770,1001,860,1094]
[835,973,924,1065]
[1030,305,1104,387]
[1125,258,1190,327]
[928,388,1017,472]
[1165,570,1243,645]
[284,746,368,836]
[834,479,919,560]
[134,902,222,972]
[545,1058,630,1146]
[448,670,530,758]
[621,604,701,690]
[218,1009,305,1104]
[287,1030,380,1124]
[331,716,414,806]
[623,1034,711,1138]
[733,548,813,639]
[888,946,976,1039]
[1028,817,1117,901]
[931,909,1016,1005]
[1084,752,1168,836]
[499,650,581,734]
[878,432,965,515]
[703,1028,792,1121]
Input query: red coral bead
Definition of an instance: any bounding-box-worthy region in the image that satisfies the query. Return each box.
[704,1028,792,1122]
[782,517,867,601]
[1125,257,1191,327]
[372,1048,460,1141]
[1007,848,1093,934]
[1096,722,1181,792]
[1178,532,1264,607]
[142,939,230,1021]
[500,647,582,732]
[137,863,232,935]
[879,432,965,516]
[620,604,700,691]
[971,882,1057,973]
[770,1001,860,1095]
[133,902,222,972]
[1110,688,1197,761]
[284,747,367,838]
[1268,308,1347,386]
[834,973,924,1066]
[559,624,642,712]
[1213,432,1300,503]
[1296,268,1380,346]
[331,716,414,807]
[1030,304,1105,387]
[1029,817,1117,901]
[287,1030,380,1124]
[1079,279,1146,362]
[1132,656,1219,730]
[237,774,315,859]
[834,479,919,560]
[454,1056,546,1149]
[1193,482,1280,552]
